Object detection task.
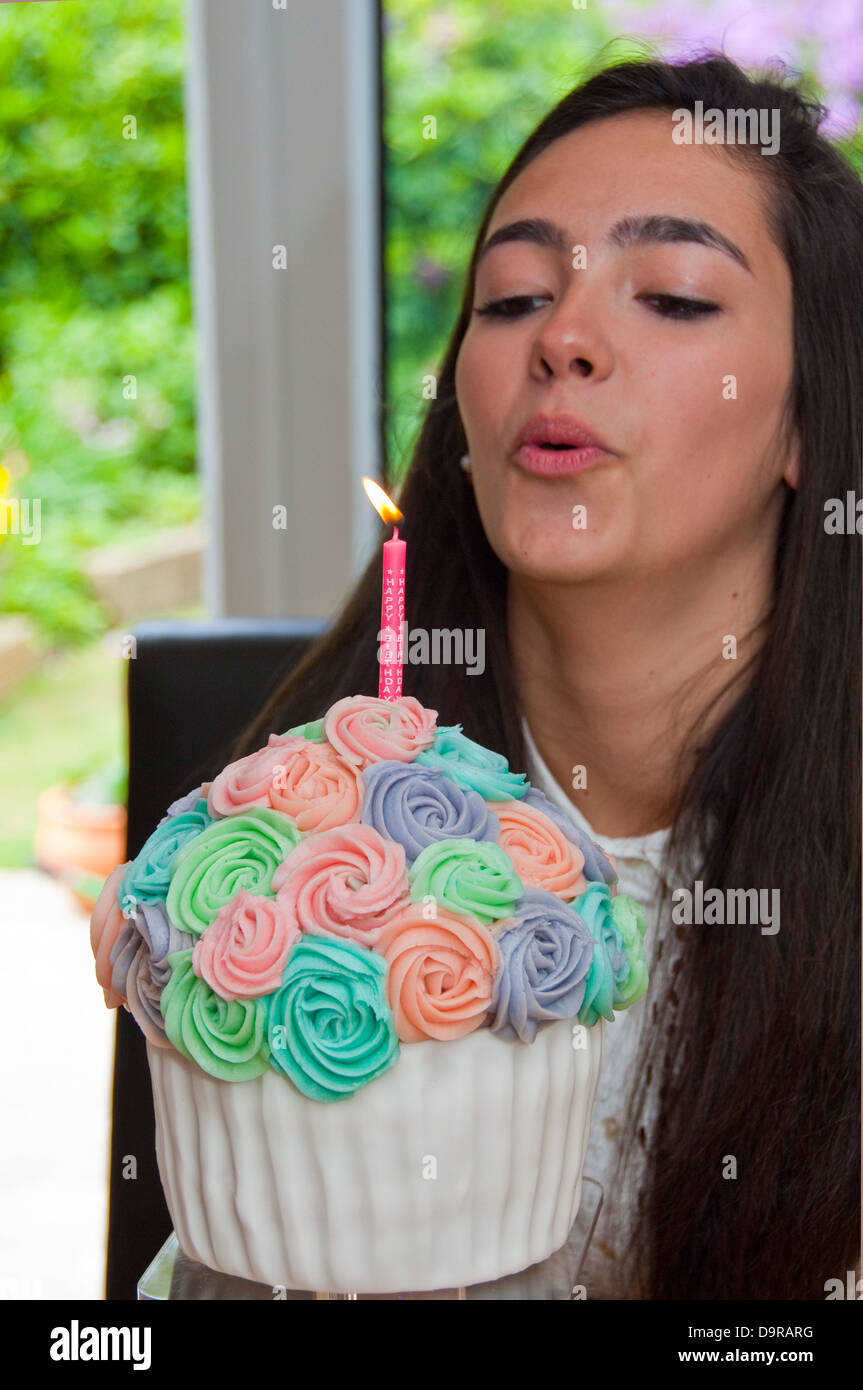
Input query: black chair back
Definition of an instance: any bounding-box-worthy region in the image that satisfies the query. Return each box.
[106,617,327,1300]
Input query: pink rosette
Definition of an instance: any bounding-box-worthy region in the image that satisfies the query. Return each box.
[269,740,363,833]
[207,734,308,818]
[376,904,499,1042]
[487,800,587,902]
[90,862,131,1008]
[272,822,410,948]
[323,694,438,768]
[192,889,300,1001]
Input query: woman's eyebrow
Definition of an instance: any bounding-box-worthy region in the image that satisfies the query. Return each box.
[477,213,752,273]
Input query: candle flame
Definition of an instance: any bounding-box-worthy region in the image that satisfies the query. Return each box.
[362,476,403,525]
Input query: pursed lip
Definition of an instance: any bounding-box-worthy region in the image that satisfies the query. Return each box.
[515,411,613,453]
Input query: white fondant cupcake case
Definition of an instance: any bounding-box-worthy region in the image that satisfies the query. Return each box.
[148,1014,603,1293]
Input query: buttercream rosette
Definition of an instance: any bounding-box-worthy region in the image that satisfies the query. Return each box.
[110,900,195,1046]
[89,693,650,1101]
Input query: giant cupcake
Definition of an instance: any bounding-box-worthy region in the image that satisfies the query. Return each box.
[90,694,648,1292]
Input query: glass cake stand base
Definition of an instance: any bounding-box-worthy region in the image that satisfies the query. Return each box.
[138,1177,602,1301]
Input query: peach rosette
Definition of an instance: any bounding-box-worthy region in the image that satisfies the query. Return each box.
[207,733,308,817]
[323,694,438,768]
[487,799,588,902]
[193,889,301,1001]
[376,904,499,1042]
[268,739,363,833]
[272,822,410,948]
[90,862,131,1008]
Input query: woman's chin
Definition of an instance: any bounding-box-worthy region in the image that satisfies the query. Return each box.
[501,527,622,584]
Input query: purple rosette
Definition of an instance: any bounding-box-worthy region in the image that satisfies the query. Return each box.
[157,784,208,827]
[523,786,617,885]
[360,760,500,865]
[109,901,195,1047]
[488,887,595,1042]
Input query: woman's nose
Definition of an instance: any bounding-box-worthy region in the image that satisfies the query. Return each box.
[528,285,614,382]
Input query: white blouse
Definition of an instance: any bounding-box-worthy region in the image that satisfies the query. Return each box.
[520,714,681,1300]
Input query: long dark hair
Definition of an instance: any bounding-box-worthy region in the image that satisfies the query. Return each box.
[233,52,862,1299]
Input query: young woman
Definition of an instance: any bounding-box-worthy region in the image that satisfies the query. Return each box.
[231,53,862,1300]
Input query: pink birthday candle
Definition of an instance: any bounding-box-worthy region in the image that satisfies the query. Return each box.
[362,478,406,701]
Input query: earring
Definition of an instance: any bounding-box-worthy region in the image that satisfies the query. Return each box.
[459,453,472,473]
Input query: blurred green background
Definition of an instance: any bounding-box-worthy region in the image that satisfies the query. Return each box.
[0,0,197,649]
[0,0,860,865]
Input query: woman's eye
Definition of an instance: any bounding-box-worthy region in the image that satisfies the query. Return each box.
[473,295,549,319]
[640,294,720,320]
[473,292,720,322]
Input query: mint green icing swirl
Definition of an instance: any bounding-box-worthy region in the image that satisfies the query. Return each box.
[120,799,213,911]
[574,882,649,1025]
[609,892,649,1009]
[284,718,325,742]
[161,948,270,1080]
[266,937,399,1101]
[415,724,529,800]
[408,837,523,925]
[165,808,302,936]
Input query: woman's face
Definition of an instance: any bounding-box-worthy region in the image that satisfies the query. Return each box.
[454,110,798,586]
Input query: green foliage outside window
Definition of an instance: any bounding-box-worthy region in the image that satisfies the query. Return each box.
[0,0,196,645]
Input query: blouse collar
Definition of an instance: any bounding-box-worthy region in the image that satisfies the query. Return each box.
[519,712,675,883]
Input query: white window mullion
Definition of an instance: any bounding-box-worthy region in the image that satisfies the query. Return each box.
[186,0,382,620]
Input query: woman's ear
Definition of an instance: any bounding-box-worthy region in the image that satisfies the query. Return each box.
[783,455,800,490]
[782,435,801,491]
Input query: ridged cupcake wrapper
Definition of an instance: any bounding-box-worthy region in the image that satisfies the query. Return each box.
[148,1017,604,1293]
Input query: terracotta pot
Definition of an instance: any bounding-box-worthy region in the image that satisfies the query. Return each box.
[34,784,126,908]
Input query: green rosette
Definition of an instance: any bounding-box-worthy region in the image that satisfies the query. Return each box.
[609,893,649,1009]
[408,837,523,925]
[120,799,213,910]
[284,718,326,742]
[266,937,399,1102]
[415,724,529,800]
[574,882,649,1025]
[165,807,302,936]
[161,949,270,1081]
